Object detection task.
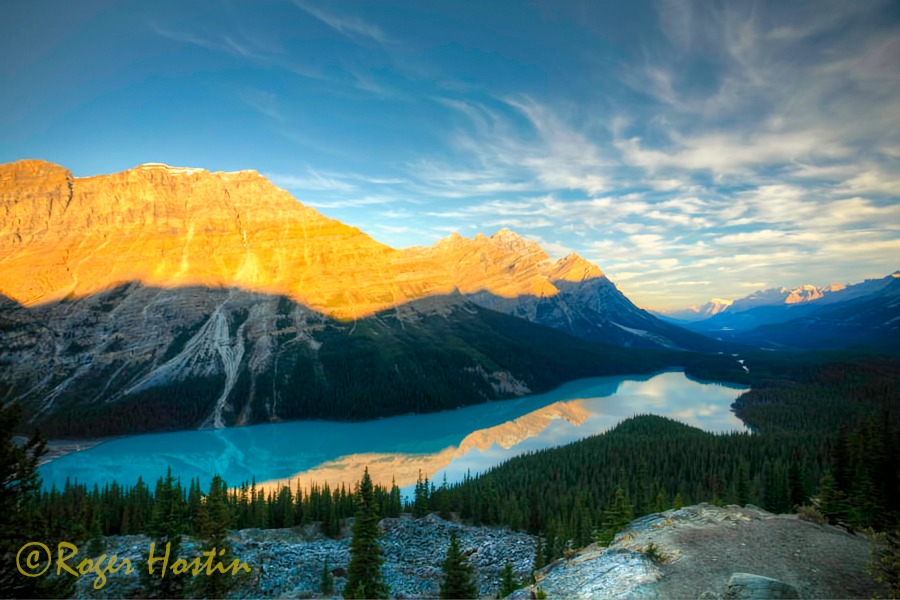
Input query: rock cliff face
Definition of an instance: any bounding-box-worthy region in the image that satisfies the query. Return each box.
[1,160,398,318]
[522,503,883,599]
[0,159,705,343]
[0,160,706,436]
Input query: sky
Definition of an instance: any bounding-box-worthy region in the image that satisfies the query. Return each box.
[2,1,899,310]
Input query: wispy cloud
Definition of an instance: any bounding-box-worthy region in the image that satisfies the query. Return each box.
[236,89,283,121]
[292,1,392,45]
[266,169,357,193]
[150,23,271,61]
[112,4,900,310]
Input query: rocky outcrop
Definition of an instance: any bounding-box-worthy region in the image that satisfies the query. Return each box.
[70,506,884,599]
[725,572,800,599]
[522,504,884,599]
[0,160,397,318]
[72,514,536,599]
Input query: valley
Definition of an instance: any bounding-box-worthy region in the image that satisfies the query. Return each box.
[1,159,898,599]
[4,3,899,597]
[1,160,721,438]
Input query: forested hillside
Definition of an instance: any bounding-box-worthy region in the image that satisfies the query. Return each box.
[2,353,898,596]
[432,355,900,560]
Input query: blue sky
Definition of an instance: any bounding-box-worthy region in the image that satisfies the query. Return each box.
[2,0,898,310]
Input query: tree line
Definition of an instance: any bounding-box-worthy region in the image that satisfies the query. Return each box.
[3,353,899,597]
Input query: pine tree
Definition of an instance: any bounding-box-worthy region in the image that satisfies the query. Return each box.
[344,468,389,599]
[195,474,236,598]
[141,467,188,598]
[321,558,335,595]
[0,400,69,598]
[596,486,633,546]
[440,531,477,599]
[498,560,519,597]
[413,470,430,518]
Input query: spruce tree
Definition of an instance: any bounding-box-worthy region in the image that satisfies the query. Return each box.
[440,531,477,599]
[0,400,71,598]
[596,486,634,546]
[871,529,900,598]
[532,536,546,572]
[816,472,848,524]
[321,558,335,595]
[141,467,188,598]
[413,470,430,518]
[196,474,236,598]
[386,477,402,518]
[735,459,751,506]
[344,468,389,599]
[87,511,105,556]
[653,488,669,512]
[499,560,519,597]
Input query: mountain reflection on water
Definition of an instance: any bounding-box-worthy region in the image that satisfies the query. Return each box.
[39,371,747,493]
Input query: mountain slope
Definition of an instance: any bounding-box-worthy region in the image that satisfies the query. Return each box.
[657,299,733,322]
[734,274,900,350]
[678,273,900,348]
[0,159,706,351]
[0,159,704,436]
[0,285,676,437]
[409,231,717,351]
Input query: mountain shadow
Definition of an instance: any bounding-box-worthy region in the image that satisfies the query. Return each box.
[0,283,735,438]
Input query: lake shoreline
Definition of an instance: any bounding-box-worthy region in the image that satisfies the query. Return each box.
[39,370,748,493]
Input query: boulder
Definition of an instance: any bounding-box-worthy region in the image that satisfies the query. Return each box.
[725,572,800,599]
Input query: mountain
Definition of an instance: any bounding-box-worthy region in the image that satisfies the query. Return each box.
[408,230,714,350]
[677,273,900,350]
[0,159,706,436]
[657,298,732,322]
[0,160,707,349]
[734,274,900,350]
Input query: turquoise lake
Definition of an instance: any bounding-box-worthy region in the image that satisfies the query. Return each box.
[39,370,748,492]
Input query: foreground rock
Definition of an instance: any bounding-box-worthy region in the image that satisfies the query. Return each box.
[71,504,884,598]
[522,504,883,599]
[74,514,536,598]
[725,572,800,599]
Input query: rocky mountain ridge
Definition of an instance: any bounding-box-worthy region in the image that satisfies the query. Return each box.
[1,159,706,437]
[658,299,733,322]
[670,272,900,349]
[662,273,899,323]
[1,159,701,348]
